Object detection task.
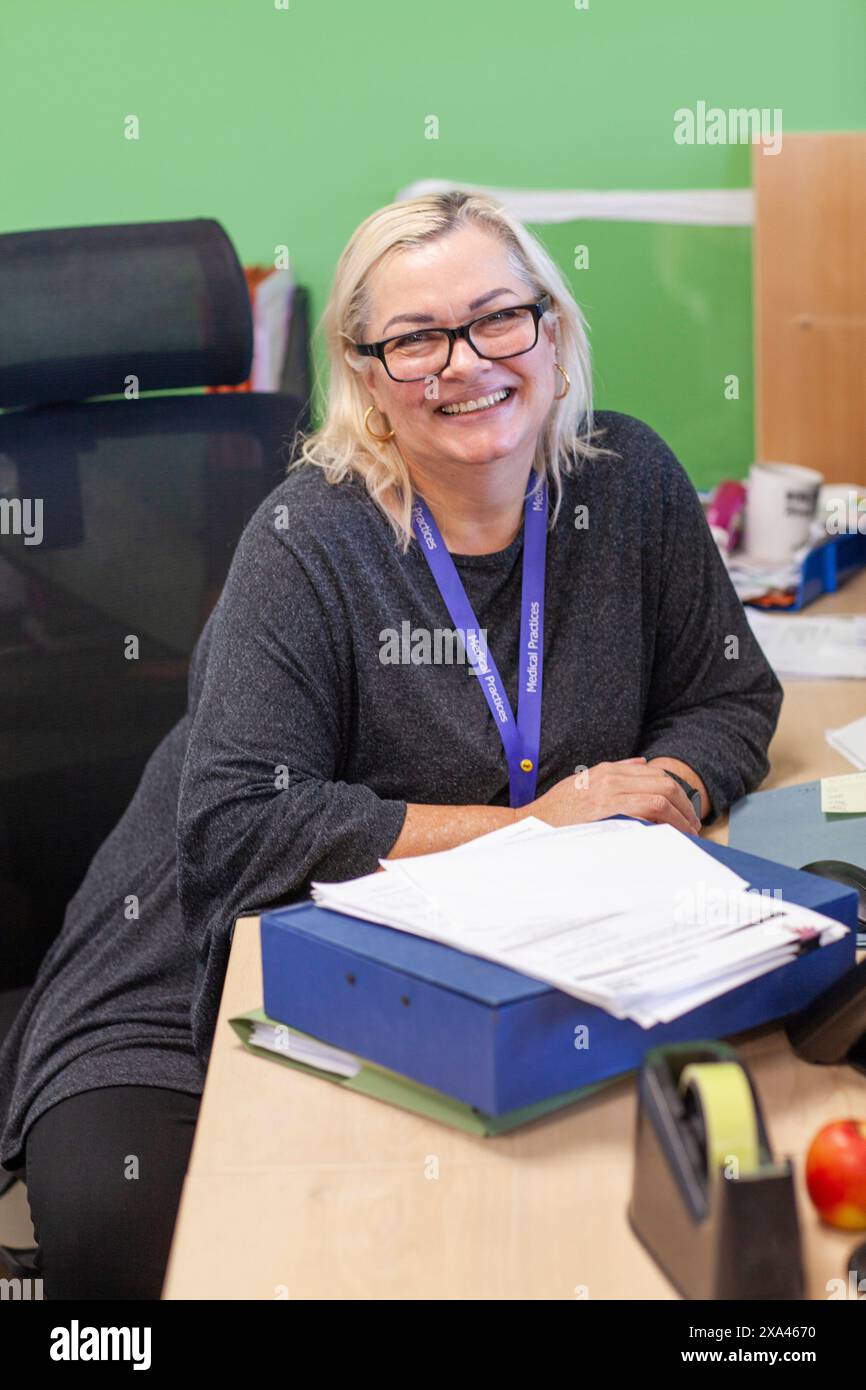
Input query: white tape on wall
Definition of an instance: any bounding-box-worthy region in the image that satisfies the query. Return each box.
[396,179,754,227]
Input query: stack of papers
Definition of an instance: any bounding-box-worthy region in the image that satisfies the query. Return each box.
[745,609,866,678]
[248,1020,361,1078]
[727,553,806,604]
[312,819,847,1029]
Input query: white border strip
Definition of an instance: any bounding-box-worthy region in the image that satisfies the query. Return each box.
[395,179,754,227]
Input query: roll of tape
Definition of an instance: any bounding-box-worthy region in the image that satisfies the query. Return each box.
[679,1061,760,1182]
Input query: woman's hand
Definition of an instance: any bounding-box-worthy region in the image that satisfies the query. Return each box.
[520,756,702,836]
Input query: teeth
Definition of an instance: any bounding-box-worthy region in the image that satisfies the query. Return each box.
[440,388,510,415]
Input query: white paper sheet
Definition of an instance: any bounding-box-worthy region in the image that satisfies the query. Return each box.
[826,714,866,770]
[746,609,866,679]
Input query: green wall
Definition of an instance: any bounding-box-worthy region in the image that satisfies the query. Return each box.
[4,0,865,487]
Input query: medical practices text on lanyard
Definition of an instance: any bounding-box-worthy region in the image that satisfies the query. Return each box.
[411,472,548,809]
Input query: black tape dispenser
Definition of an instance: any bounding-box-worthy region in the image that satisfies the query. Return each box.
[629,1040,804,1300]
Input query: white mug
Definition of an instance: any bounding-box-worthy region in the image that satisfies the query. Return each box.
[743,461,824,563]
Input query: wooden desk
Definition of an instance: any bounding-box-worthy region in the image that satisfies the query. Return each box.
[164,572,866,1300]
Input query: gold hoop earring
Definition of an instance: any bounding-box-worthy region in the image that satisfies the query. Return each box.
[553,362,571,401]
[364,404,396,443]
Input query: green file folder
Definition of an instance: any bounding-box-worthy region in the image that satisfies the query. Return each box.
[229,1007,622,1137]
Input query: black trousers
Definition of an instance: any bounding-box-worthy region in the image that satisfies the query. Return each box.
[24,1085,201,1300]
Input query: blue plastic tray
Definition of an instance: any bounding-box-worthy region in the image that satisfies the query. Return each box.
[747,531,866,611]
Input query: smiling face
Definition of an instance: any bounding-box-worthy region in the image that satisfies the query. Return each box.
[358,223,558,478]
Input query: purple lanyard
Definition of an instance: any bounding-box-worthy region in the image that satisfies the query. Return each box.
[411,472,547,808]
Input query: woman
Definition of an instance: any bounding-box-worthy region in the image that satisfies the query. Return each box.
[0,190,782,1299]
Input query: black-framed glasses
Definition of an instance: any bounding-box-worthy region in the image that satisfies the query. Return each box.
[351,294,551,382]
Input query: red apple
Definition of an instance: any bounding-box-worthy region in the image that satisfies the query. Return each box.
[805,1121,866,1230]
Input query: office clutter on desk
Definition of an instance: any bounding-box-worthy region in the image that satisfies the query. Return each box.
[725,529,866,611]
[257,822,855,1116]
[311,818,848,1028]
[703,473,866,610]
[629,1041,804,1300]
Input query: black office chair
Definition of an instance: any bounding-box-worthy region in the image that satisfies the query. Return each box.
[0,218,311,1222]
[0,992,29,1205]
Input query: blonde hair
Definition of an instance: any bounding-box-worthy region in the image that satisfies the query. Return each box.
[290,188,610,552]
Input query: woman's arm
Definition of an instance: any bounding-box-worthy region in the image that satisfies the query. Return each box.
[636,446,783,821]
[385,802,517,857]
[176,513,407,1065]
[384,752,705,863]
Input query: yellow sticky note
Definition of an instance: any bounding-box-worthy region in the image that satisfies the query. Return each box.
[821,772,866,814]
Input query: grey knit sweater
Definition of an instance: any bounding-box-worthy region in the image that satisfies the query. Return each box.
[0,412,783,1171]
